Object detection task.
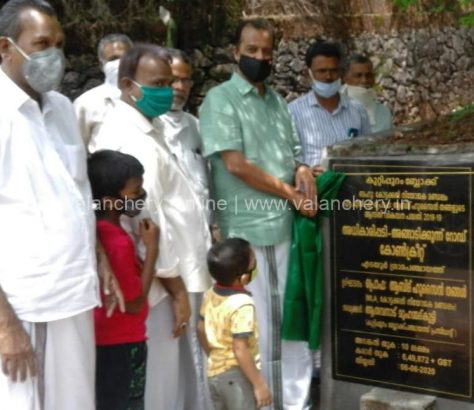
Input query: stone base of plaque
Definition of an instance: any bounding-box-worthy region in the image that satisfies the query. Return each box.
[360,388,436,410]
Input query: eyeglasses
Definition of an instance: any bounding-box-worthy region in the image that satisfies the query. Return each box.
[172,77,193,86]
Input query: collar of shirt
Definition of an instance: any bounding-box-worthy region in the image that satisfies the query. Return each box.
[308,90,349,115]
[0,67,56,114]
[115,99,155,135]
[230,71,272,100]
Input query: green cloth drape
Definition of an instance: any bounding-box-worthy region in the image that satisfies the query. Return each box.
[282,171,346,350]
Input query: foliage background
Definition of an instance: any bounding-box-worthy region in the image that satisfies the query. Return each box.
[0,0,471,55]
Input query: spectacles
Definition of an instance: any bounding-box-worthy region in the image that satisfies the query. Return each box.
[173,77,193,86]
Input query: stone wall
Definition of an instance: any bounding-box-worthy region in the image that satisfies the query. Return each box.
[62,26,474,125]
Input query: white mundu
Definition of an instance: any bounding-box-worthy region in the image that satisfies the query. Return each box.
[0,68,99,410]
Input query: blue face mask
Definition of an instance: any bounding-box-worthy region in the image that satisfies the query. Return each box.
[311,78,341,99]
[131,80,173,118]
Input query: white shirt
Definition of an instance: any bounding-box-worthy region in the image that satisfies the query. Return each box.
[73,83,120,151]
[0,68,99,322]
[95,100,212,301]
[340,84,393,133]
[159,111,212,223]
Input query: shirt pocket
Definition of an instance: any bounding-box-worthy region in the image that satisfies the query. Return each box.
[62,144,88,183]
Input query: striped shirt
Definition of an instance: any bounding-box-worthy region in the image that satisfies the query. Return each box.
[288,91,371,166]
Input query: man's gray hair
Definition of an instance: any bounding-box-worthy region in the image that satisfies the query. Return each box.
[166,48,192,67]
[0,0,56,40]
[97,33,133,63]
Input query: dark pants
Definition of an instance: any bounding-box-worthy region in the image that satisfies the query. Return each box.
[96,341,147,410]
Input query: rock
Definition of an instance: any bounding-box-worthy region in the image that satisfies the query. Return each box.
[213,47,233,64]
[62,71,81,87]
[209,64,235,81]
[289,59,305,73]
[81,78,102,93]
[452,34,465,55]
[192,49,212,68]
[277,54,293,65]
[396,85,408,103]
[288,40,299,57]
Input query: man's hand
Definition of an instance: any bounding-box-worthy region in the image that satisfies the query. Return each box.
[295,164,316,200]
[97,243,125,317]
[311,165,324,177]
[171,292,191,338]
[291,191,317,218]
[254,381,272,408]
[294,165,317,218]
[0,318,36,382]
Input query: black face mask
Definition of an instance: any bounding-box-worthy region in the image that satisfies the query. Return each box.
[121,191,147,218]
[238,55,272,83]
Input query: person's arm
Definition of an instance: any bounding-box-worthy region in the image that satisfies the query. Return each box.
[233,337,272,408]
[160,277,191,338]
[197,318,210,356]
[221,150,316,218]
[0,288,37,382]
[126,219,159,314]
[97,240,126,317]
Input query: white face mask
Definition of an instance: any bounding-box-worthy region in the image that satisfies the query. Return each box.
[8,38,65,93]
[343,84,376,106]
[103,59,120,88]
[311,78,341,98]
[309,70,341,98]
[342,84,377,125]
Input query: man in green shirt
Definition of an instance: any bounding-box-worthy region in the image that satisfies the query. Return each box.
[200,18,316,410]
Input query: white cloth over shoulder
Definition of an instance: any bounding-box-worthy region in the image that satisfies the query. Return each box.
[0,68,99,322]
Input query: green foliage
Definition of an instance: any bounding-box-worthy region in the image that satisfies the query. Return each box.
[392,0,474,26]
[451,104,474,122]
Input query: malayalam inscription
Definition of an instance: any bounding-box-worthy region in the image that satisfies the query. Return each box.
[330,161,473,401]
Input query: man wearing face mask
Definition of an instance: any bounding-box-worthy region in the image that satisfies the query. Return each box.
[159,47,213,410]
[0,0,111,408]
[341,53,393,133]
[160,48,211,223]
[74,33,133,151]
[289,41,371,175]
[200,18,316,410]
[94,43,212,410]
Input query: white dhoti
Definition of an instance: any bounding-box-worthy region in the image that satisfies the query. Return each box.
[0,310,95,410]
[145,294,210,410]
[248,240,313,410]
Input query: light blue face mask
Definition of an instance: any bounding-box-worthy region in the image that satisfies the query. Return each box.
[131,80,173,118]
[312,78,341,99]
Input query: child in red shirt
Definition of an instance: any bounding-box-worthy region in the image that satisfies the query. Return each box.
[88,149,159,410]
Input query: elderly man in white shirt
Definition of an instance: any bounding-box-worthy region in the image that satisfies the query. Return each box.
[341,53,393,133]
[159,47,212,410]
[0,1,124,409]
[94,43,212,410]
[160,48,211,223]
[74,33,133,151]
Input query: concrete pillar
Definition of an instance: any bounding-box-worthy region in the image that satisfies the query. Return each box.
[360,388,436,410]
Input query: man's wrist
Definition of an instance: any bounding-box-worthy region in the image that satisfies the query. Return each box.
[294,161,310,172]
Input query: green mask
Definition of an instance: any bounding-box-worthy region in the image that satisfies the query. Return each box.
[131,80,173,118]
